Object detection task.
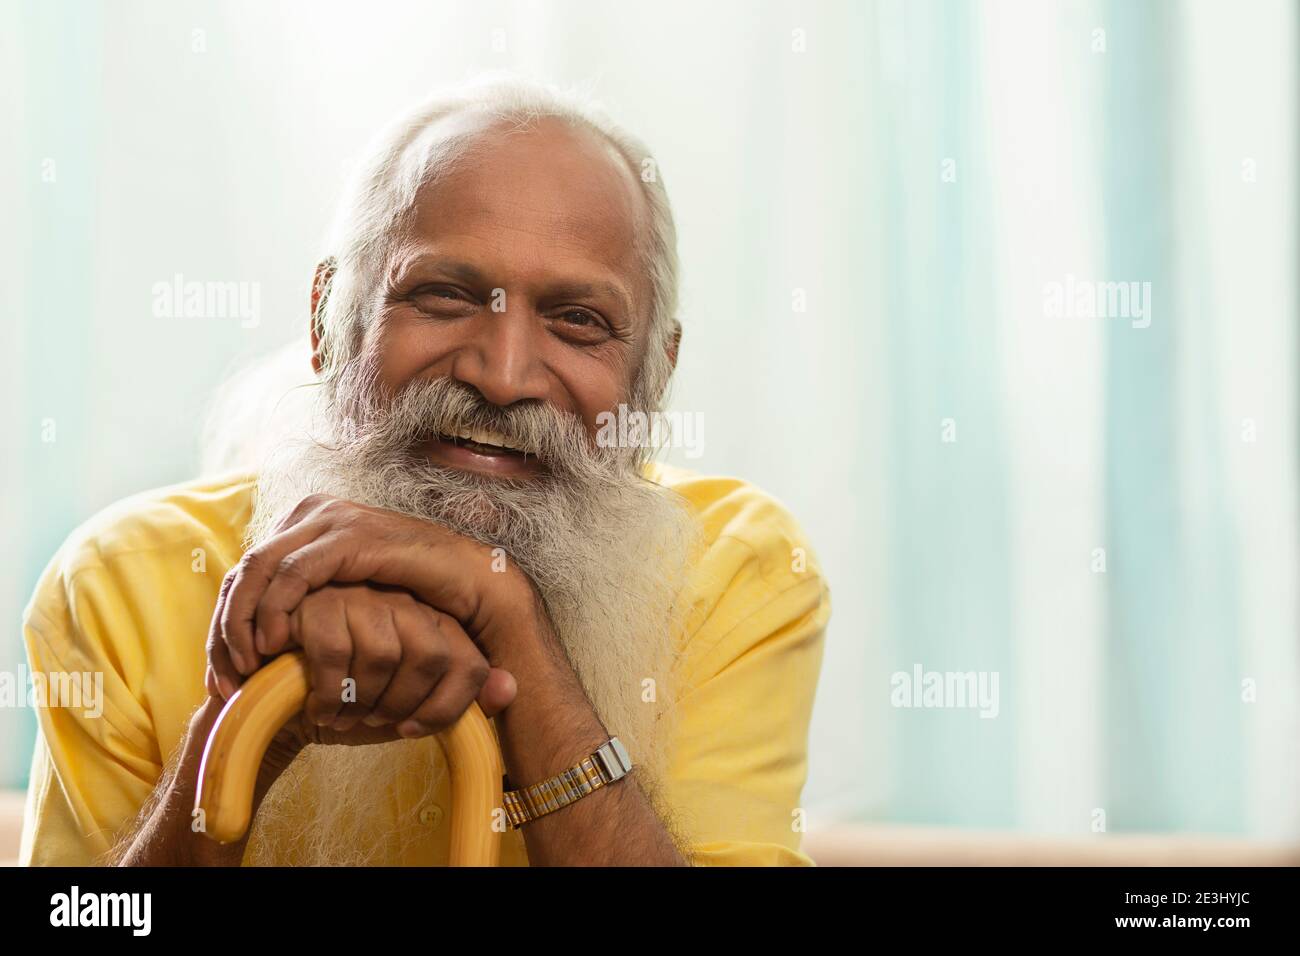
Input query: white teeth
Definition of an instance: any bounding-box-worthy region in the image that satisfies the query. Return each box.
[451,427,523,452]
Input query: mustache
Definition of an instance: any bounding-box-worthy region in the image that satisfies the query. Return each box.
[347,376,612,478]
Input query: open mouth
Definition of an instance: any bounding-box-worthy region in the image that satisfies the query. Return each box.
[436,426,529,458]
[419,426,543,477]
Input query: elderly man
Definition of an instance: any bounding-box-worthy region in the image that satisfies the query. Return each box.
[19,79,829,867]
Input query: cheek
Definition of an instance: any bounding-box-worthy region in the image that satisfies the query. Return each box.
[365,311,449,391]
[561,357,636,439]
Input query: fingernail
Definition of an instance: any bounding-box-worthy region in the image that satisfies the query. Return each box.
[254,627,268,655]
[396,720,424,738]
[362,715,386,728]
[217,674,239,701]
[332,718,350,732]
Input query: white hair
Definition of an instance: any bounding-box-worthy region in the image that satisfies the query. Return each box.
[315,74,681,409]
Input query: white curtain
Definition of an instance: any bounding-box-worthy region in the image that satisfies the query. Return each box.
[2,0,1295,840]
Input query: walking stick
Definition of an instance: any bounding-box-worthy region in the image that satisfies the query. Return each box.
[194,650,503,865]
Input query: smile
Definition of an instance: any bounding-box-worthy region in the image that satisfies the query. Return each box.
[438,426,528,455]
[421,428,542,478]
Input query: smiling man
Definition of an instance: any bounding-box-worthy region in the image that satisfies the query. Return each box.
[19,78,830,867]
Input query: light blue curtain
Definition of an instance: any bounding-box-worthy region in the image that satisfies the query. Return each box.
[853,0,1296,837]
[1,0,107,784]
[875,0,1016,827]
[1100,0,1244,832]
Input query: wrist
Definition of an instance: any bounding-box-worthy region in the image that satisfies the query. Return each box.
[480,579,561,670]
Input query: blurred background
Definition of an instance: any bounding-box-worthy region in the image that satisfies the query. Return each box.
[2,0,1296,851]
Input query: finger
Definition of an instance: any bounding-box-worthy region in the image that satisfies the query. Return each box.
[476,667,517,718]
[310,721,401,748]
[366,604,453,726]
[206,633,242,702]
[254,529,489,661]
[298,595,354,728]
[395,653,491,739]
[206,570,244,699]
[252,530,355,660]
[221,506,335,673]
[330,597,402,734]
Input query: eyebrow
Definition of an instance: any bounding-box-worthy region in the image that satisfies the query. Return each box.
[389,253,489,289]
[389,252,635,315]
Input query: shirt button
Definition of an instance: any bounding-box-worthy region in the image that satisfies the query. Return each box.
[419,804,444,827]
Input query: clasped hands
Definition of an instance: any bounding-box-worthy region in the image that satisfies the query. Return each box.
[205,495,538,748]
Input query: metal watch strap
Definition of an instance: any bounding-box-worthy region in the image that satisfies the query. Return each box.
[502,737,633,828]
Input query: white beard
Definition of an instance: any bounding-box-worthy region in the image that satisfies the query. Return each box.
[239,374,699,865]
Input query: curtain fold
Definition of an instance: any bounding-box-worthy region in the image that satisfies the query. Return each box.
[2,0,1295,840]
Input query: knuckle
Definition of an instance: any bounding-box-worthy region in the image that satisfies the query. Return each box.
[361,644,402,673]
[275,552,309,581]
[309,640,352,670]
[296,493,331,515]
[408,646,449,680]
[237,549,267,578]
[466,658,491,687]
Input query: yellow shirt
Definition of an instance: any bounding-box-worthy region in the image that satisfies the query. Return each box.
[19,462,829,866]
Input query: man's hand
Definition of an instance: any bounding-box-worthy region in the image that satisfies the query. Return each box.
[260,582,514,736]
[207,496,542,697]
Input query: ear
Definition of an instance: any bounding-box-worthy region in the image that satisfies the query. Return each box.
[309,258,337,375]
[666,319,682,372]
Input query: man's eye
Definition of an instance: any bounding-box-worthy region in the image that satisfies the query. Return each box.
[415,286,465,301]
[550,309,612,343]
[558,309,601,328]
[409,286,473,312]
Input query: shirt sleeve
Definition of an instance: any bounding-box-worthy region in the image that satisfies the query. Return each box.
[664,539,830,867]
[19,561,164,866]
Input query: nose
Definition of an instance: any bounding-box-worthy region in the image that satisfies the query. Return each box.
[449,308,551,407]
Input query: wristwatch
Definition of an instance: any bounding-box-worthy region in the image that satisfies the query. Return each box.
[502,737,633,828]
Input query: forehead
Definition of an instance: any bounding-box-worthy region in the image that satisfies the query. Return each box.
[401,116,648,296]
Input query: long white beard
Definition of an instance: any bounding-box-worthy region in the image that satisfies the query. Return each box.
[240,375,699,865]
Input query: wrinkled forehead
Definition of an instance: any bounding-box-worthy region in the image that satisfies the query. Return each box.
[395,114,651,307]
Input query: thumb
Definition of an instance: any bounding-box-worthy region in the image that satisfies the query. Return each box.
[476,667,517,718]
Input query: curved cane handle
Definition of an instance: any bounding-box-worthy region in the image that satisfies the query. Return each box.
[194,651,503,866]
